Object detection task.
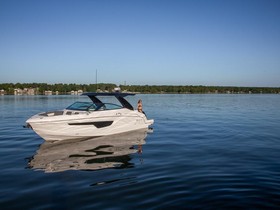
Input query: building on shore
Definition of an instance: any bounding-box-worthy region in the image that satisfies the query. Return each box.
[0,89,5,95]
[44,90,52,95]
[113,86,121,92]
[14,88,23,95]
[70,90,83,95]
[14,88,36,95]
[24,88,35,95]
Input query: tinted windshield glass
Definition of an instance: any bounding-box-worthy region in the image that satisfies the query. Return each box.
[66,102,96,111]
[95,103,123,111]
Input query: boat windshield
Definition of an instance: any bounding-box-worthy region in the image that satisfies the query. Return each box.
[66,102,123,111]
[66,102,96,111]
[95,103,123,111]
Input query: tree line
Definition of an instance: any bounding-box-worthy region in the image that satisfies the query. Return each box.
[0,83,116,94]
[119,85,280,94]
[0,83,279,94]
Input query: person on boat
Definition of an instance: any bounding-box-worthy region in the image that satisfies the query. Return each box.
[137,99,146,115]
[137,99,143,113]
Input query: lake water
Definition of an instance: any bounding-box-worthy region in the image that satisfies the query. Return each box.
[1,94,280,209]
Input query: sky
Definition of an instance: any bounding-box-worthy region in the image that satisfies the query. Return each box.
[0,0,280,87]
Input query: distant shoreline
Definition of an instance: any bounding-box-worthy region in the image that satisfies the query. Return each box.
[1,92,280,95]
[0,83,279,95]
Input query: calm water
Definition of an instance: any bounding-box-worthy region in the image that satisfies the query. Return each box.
[1,94,280,209]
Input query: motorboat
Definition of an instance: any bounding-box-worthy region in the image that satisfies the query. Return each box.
[26,92,154,141]
[28,128,148,172]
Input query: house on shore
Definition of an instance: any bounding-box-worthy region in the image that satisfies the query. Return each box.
[70,90,83,95]
[14,88,36,95]
[44,91,52,95]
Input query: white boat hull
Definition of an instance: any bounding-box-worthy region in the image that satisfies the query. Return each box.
[27,109,154,141]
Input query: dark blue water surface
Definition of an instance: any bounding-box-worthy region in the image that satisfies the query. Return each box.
[1,94,280,209]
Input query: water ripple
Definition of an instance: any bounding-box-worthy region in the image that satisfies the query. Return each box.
[1,95,280,209]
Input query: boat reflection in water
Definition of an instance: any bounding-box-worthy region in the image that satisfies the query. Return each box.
[29,128,150,173]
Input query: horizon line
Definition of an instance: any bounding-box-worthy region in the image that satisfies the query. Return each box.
[0,82,279,89]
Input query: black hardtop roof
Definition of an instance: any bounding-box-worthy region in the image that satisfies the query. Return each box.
[82,92,135,97]
[81,92,135,110]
